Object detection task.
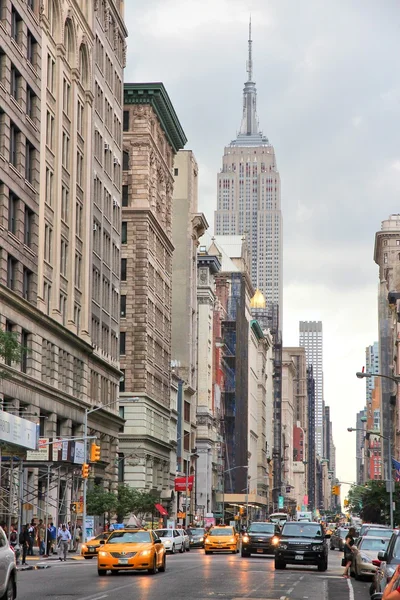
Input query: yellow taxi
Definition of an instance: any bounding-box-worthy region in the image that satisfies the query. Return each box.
[97,529,166,576]
[204,525,239,554]
[81,533,110,559]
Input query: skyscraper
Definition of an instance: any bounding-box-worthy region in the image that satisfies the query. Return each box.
[299,321,324,456]
[214,22,282,323]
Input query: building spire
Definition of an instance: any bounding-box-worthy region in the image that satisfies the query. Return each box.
[247,16,253,82]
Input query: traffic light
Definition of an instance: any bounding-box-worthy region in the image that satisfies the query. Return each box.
[332,485,340,496]
[344,499,349,507]
[90,443,101,462]
[71,502,77,513]
[82,463,89,478]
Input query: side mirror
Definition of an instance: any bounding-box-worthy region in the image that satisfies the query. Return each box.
[99,540,105,545]
[372,559,381,567]
[154,538,161,544]
[377,551,387,561]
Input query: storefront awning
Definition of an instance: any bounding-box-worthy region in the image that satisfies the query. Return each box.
[155,503,168,516]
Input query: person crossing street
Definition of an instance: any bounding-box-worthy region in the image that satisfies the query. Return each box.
[57,524,71,561]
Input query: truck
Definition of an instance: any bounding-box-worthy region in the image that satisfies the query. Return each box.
[296,511,313,522]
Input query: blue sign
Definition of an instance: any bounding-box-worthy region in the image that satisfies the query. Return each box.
[278,495,284,509]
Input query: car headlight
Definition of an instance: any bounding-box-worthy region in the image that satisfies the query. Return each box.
[230,538,235,543]
[139,550,151,556]
[99,551,109,557]
[199,537,203,542]
[243,536,249,543]
[272,536,279,545]
[279,544,287,550]
[81,545,87,552]
[312,545,322,551]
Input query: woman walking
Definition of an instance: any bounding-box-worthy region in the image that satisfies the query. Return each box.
[342,532,354,578]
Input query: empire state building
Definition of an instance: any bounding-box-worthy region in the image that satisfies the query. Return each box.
[214,23,282,324]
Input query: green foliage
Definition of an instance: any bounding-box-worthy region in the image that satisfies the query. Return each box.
[347,480,400,525]
[0,330,24,378]
[87,484,158,524]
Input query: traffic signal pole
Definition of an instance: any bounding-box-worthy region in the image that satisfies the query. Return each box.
[82,409,88,544]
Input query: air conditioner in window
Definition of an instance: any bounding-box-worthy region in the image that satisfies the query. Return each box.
[93,223,97,231]
[113,157,119,165]
[104,143,110,151]
[113,198,119,207]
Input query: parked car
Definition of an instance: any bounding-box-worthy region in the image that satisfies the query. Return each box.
[360,527,393,539]
[188,527,205,548]
[154,528,185,554]
[330,527,349,551]
[274,521,330,571]
[81,532,111,559]
[241,522,280,557]
[177,528,190,551]
[351,536,390,580]
[359,523,389,537]
[0,526,17,599]
[370,530,400,598]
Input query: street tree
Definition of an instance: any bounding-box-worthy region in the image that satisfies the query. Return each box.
[86,485,117,516]
[347,480,400,525]
[131,489,158,522]
[0,330,24,379]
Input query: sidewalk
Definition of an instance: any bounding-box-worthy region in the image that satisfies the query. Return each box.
[25,553,84,561]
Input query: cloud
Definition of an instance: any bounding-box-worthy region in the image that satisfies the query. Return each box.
[124,0,400,490]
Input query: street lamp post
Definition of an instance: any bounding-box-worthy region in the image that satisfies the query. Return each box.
[356,371,400,530]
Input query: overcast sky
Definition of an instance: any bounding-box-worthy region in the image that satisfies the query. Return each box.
[124,1,400,499]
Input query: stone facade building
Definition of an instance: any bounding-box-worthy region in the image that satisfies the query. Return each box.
[119,83,186,507]
[0,0,127,525]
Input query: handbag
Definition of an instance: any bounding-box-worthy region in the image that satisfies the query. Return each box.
[341,557,347,567]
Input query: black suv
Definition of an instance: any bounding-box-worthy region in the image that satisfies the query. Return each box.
[274,521,329,571]
[241,522,280,557]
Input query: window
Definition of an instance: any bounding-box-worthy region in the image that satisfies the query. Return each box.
[27,31,37,67]
[24,205,33,246]
[77,100,84,136]
[121,258,127,281]
[21,329,29,373]
[76,202,83,238]
[9,122,18,167]
[183,431,190,451]
[43,281,51,314]
[8,193,18,234]
[123,150,129,171]
[60,239,68,276]
[122,185,128,206]
[75,253,81,288]
[11,7,22,43]
[26,86,36,120]
[59,293,67,325]
[47,54,55,93]
[174,168,179,176]
[119,372,125,393]
[61,185,69,222]
[123,110,129,131]
[63,78,70,116]
[46,111,54,150]
[7,255,17,290]
[62,132,70,169]
[25,140,35,183]
[120,295,126,317]
[22,267,32,300]
[184,401,190,422]
[74,304,81,332]
[45,167,54,206]
[44,224,52,262]
[76,152,84,187]
[119,332,126,355]
[10,64,20,101]
[121,222,127,243]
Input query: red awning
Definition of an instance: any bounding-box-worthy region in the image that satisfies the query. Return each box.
[155,503,168,517]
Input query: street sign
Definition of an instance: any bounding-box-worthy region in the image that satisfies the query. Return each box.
[278,495,284,509]
[196,504,205,509]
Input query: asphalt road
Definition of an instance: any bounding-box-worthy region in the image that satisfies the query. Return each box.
[16,547,371,600]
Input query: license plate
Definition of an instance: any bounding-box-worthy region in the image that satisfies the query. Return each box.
[118,558,129,565]
[295,555,304,560]
[257,549,263,553]
[88,549,95,553]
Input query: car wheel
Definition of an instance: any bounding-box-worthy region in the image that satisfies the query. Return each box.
[84,556,94,559]
[148,556,157,575]
[179,543,185,553]
[97,569,107,576]
[205,551,212,555]
[171,544,175,554]
[275,560,286,569]
[186,545,190,552]
[1,579,15,600]
[158,554,166,572]
[241,549,250,557]
[317,560,328,572]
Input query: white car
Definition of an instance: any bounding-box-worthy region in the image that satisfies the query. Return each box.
[154,529,185,554]
[351,535,390,580]
[0,526,17,599]
[177,529,190,551]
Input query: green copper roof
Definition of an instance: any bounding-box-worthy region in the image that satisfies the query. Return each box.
[124,83,187,153]
[250,319,264,340]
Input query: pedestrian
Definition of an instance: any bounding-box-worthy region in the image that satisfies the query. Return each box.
[49,522,57,554]
[28,522,35,555]
[37,519,46,555]
[57,524,71,561]
[9,525,20,564]
[342,533,354,578]
[19,525,30,565]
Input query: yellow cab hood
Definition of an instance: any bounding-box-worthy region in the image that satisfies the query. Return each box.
[102,542,151,553]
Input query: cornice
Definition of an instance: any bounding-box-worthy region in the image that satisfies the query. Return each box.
[124,83,187,153]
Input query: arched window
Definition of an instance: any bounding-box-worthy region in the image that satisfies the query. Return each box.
[79,44,89,90]
[64,19,74,65]
[123,151,129,171]
[48,0,59,39]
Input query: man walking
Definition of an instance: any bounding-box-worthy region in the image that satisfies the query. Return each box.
[37,519,46,555]
[58,524,71,561]
[49,522,57,555]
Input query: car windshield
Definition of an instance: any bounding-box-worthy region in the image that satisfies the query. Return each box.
[282,523,322,538]
[209,528,234,537]
[365,529,393,538]
[92,533,108,541]
[191,529,205,535]
[107,531,151,544]
[155,530,172,538]
[339,529,349,539]
[249,523,275,534]
[360,538,389,551]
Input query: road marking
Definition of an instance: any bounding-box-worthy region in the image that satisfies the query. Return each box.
[347,577,355,600]
[90,596,108,600]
